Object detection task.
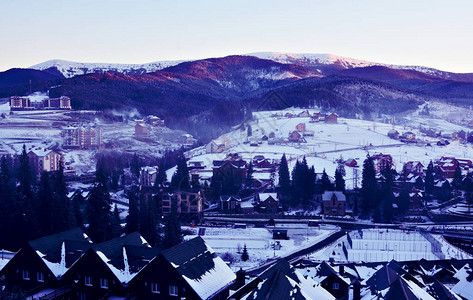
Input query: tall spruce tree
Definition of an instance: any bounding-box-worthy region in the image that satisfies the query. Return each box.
[15,145,38,247]
[320,169,333,193]
[453,164,463,189]
[335,167,346,191]
[245,162,254,188]
[163,199,182,248]
[125,192,140,233]
[0,155,15,249]
[110,204,122,239]
[36,172,53,235]
[170,155,190,191]
[278,154,291,207]
[155,159,167,187]
[86,183,112,243]
[425,161,435,197]
[361,156,377,216]
[50,162,71,233]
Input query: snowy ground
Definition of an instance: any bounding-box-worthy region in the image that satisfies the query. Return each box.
[307,229,472,263]
[183,224,338,271]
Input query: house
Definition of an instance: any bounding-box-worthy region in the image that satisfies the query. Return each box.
[0,228,93,294]
[402,131,416,140]
[219,195,241,213]
[206,137,231,153]
[140,166,159,187]
[63,232,159,299]
[146,115,165,127]
[325,113,338,124]
[372,153,393,174]
[403,161,424,176]
[158,190,203,223]
[212,160,247,193]
[229,259,334,300]
[387,129,400,139]
[322,191,346,216]
[298,110,310,117]
[130,236,236,300]
[317,261,350,299]
[256,193,280,214]
[135,122,148,136]
[288,131,303,143]
[310,115,320,123]
[27,149,62,175]
[345,158,358,167]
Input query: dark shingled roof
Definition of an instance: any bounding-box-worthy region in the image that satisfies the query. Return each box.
[161,236,215,281]
[28,228,92,269]
[366,260,406,291]
[92,232,161,282]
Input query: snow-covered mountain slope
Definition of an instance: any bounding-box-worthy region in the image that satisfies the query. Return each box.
[248,52,473,81]
[30,59,188,78]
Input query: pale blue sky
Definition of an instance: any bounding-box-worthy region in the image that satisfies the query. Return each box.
[1,0,472,72]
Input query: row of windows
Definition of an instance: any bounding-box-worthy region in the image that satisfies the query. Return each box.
[84,275,108,289]
[22,270,44,282]
[149,283,179,296]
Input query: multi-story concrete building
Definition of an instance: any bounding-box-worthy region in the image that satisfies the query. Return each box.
[62,125,102,149]
[27,149,62,175]
[9,96,71,110]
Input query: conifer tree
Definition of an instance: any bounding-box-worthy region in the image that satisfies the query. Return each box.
[361,156,377,216]
[14,145,38,247]
[86,183,112,243]
[72,192,84,228]
[50,161,71,233]
[37,172,53,235]
[321,169,332,193]
[335,167,345,191]
[170,155,190,191]
[278,154,291,207]
[163,199,182,248]
[245,162,254,188]
[155,159,167,187]
[0,155,15,249]
[453,164,463,189]
[241,244,249,261]
[125,192,139,233]
[247,125,252,137]
[139,196,160,247]
[110,204,122,239]
[425,161,435,197]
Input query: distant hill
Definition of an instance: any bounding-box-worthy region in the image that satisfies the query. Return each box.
[0,67,64,88]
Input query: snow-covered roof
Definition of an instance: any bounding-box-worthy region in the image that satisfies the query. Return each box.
[92,232,159,285]
[452,263,473,299]
[28,228,93,278]
[259,193,278,202]
[161,236,236,300]
[322,191,346,202]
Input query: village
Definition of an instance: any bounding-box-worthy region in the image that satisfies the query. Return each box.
[2,98,473,299]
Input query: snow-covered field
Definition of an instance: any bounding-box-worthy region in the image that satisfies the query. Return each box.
[183,224,338,271]
[186,107,473,189]
[307,229,472,263]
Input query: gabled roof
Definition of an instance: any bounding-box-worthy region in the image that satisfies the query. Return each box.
[219,195,241,202]
[238,260,334,300]
[322,191,346,202]
[429,279,462,300]
[92,232,160,285]
[366,260,406,291]
[28,228,93,278]
[452,263,473,299]
[383,277,434,300]
[161,237,236,300]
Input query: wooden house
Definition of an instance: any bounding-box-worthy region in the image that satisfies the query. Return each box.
[256,193,280,214]
[387,129,399,139]
[129,236,236,300]
[63,232,159,299]
[322,191,346,216]
[325,113,338,124]
[288,131,303,143]
[296,123,306,132]
[0,228,93,296]
[219,195,242,213]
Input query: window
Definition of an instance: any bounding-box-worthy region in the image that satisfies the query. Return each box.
[84,276,92,286]
[151,282,160,294]
[169,285,178,296]
[22,269,30,280]
[37,272,44,282]
[333,282,339,290]
[100,278,109,289]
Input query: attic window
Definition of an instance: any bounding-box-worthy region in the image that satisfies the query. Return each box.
[169,285,178,296]
[100,278,109,289]
[37,272,44,282]
[333,282,339,290]
[84,276,92,286]
[151,282,160,294]
[22,269,30,280]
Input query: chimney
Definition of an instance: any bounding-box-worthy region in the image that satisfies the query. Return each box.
[353,279,361,300]
[235,268,246,289]
[339,265,344,276]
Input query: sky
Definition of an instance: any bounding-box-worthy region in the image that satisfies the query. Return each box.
[1,0,472,73]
